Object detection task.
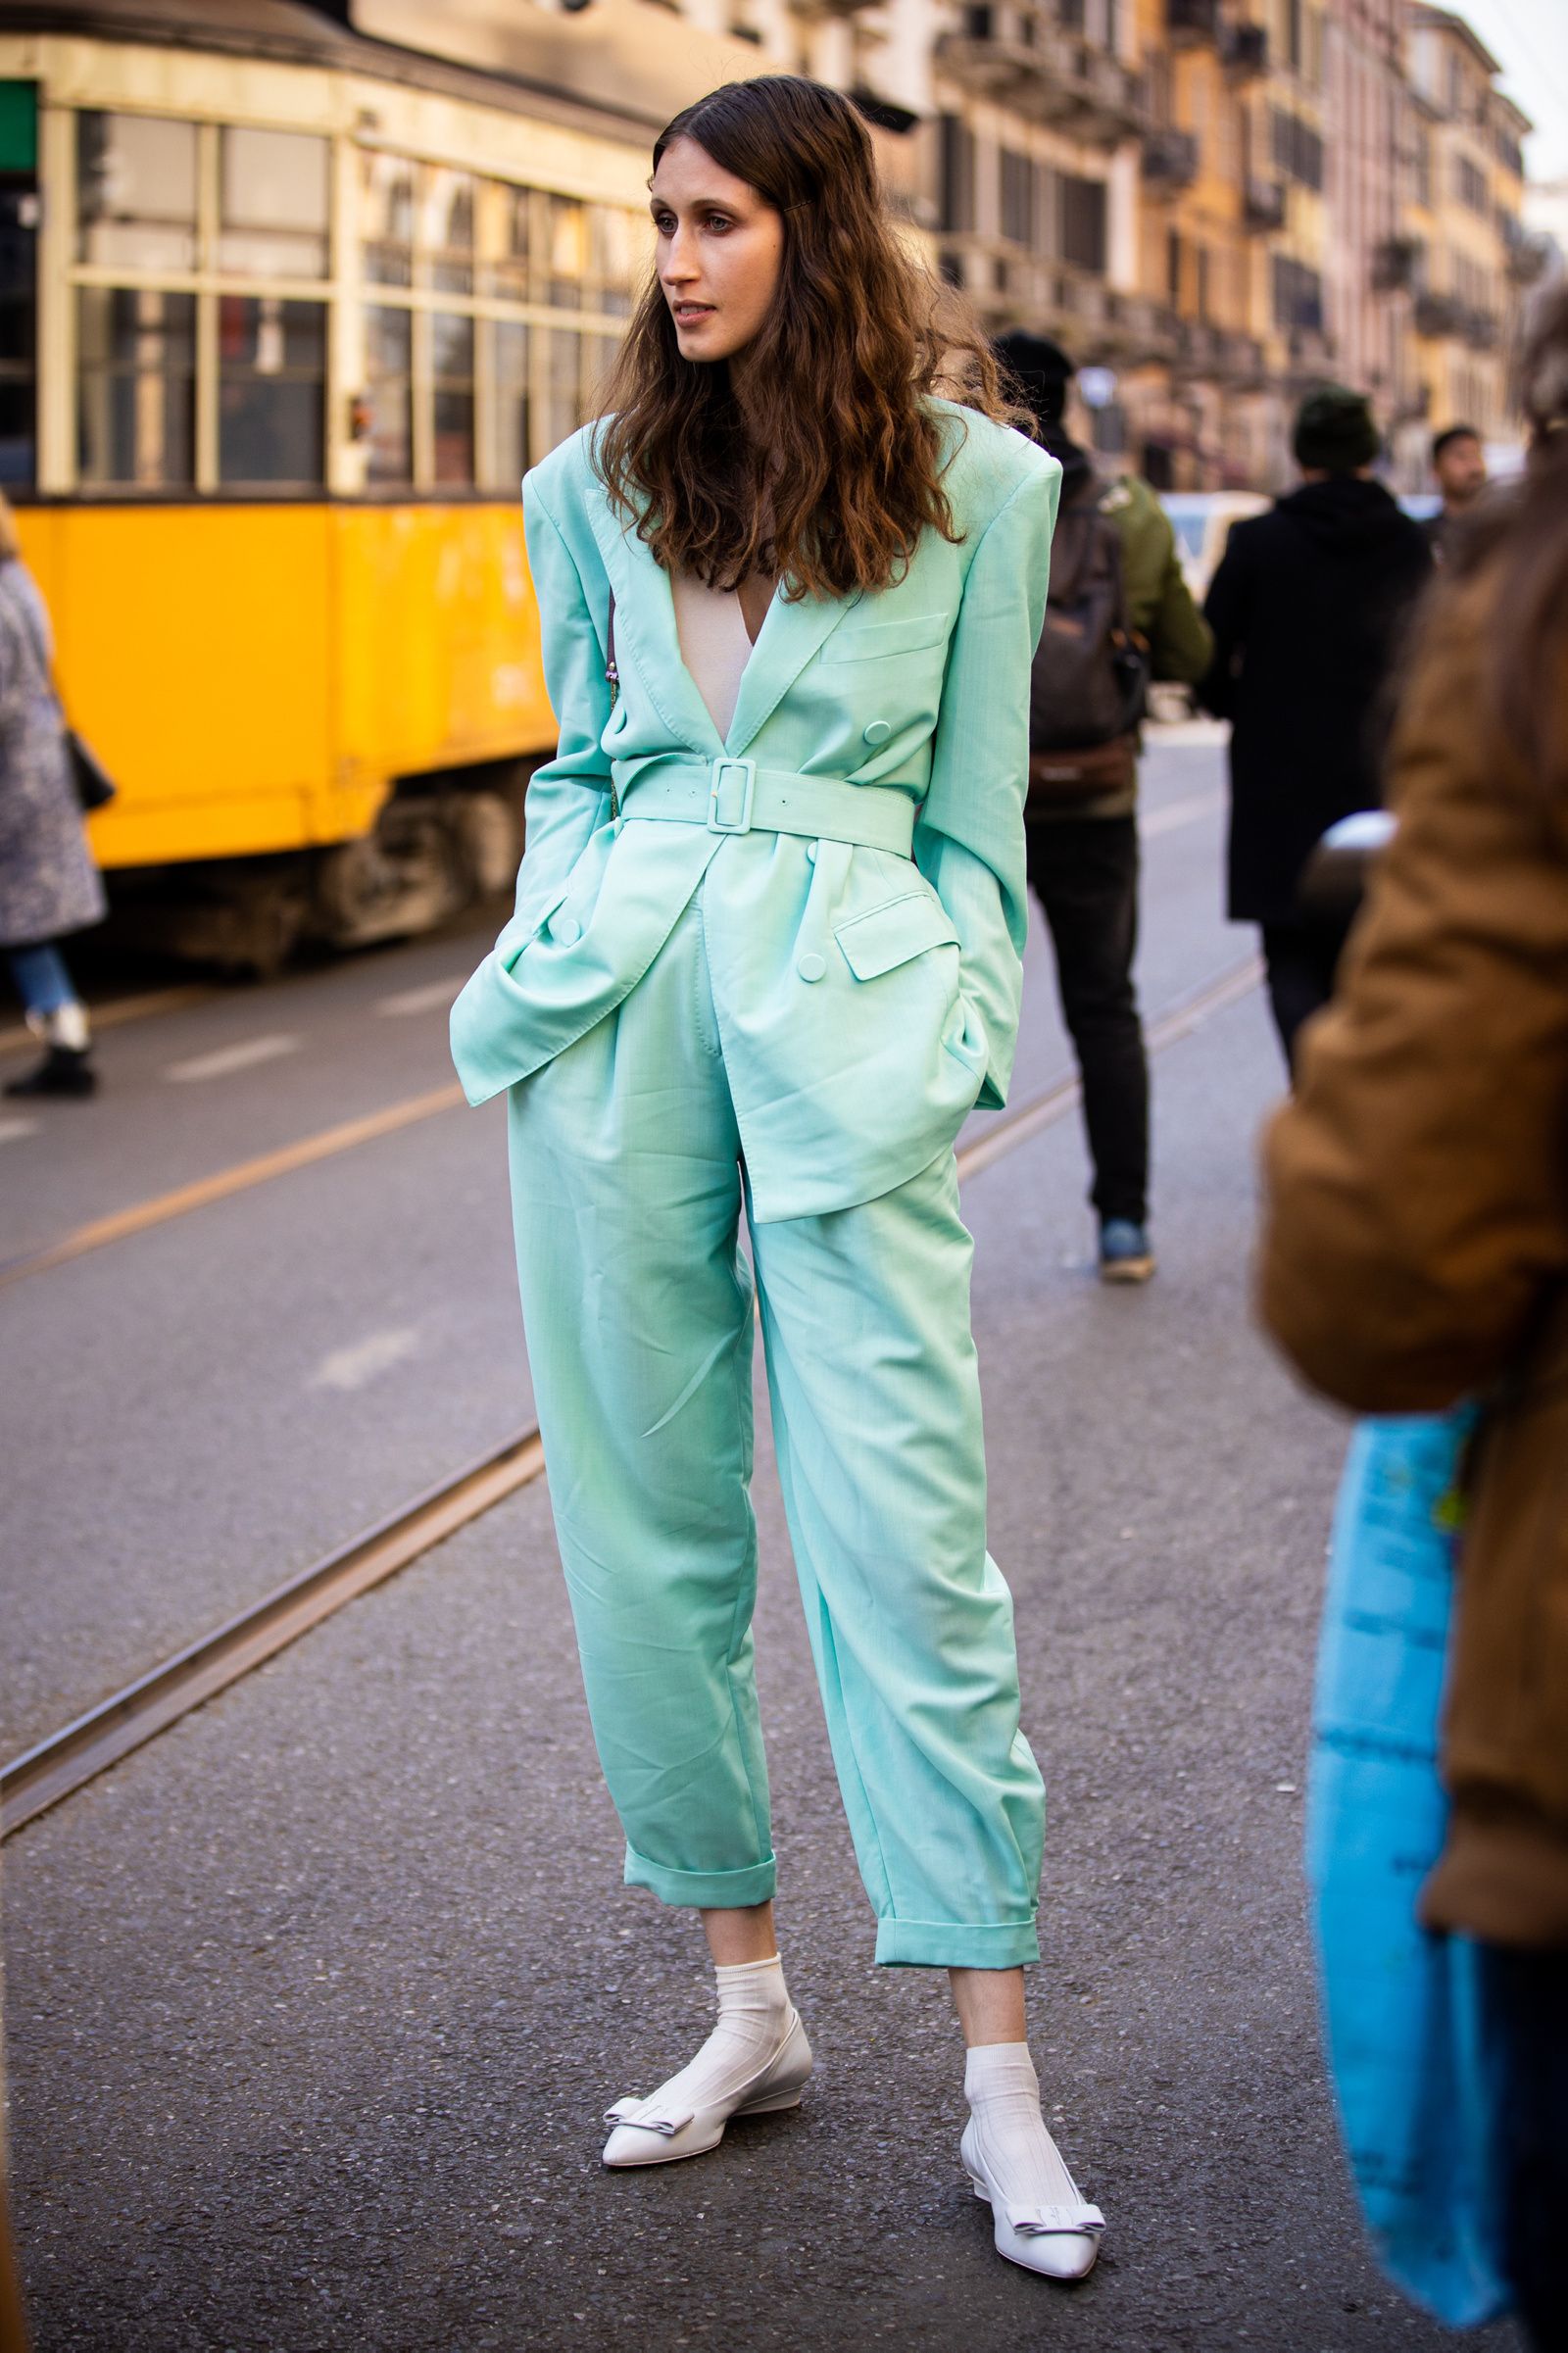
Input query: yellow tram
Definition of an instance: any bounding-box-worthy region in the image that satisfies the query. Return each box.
[0,0,735,965]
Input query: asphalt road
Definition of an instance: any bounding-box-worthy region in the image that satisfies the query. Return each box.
[2,735,1228,1765]
[3,731,1521,2350]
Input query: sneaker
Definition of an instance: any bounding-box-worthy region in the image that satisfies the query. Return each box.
[3,1044,97,1099]
[1098,1218,1154,1284]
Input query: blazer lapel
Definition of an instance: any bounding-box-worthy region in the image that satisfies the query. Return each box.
[725,586,858,757]
[582,475,723,756]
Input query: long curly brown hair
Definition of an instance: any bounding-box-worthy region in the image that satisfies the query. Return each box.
[594,76,1019,602]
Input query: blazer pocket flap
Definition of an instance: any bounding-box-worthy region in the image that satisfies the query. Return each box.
[834,892,959,981]
[823,612,951,663]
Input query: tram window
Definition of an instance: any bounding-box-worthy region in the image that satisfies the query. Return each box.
[484,183,531,304]
[363,152,415,288]
[76,113,198,272]
[76,285,195,486]
[542,327,583,454]
[431,312,474,486]
[423,169,475,296]
[0,187,37,484]
[484,319,530,488]
[220,128,328,279]
[218,296,325,486]
[548,195,587,309]
[365,304,413,485]
[583,332,621,420]
[590,208,640,318]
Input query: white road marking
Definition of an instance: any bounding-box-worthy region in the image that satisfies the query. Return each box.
[0,1117,39,1144]
[308,1327,421,1393]
[165,1034,300,1083]
[1140,788,1227,839]
[375,977,466,1017]
[1145,716,1228,747]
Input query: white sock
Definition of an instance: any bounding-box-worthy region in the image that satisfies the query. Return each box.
[35,1001,89,1052]
[641,1955,794,2113]
[964,2042,1082,2211]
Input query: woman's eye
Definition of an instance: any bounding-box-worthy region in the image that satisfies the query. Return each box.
[705,215,732,233]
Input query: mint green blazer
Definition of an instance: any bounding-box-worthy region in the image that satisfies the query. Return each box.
[450,400,1060,1222]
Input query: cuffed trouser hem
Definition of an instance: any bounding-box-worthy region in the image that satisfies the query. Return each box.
[623,1843,778,1909]
[874,1916,1041,1969]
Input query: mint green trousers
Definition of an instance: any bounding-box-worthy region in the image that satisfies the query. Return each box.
[506,890,1045,1967]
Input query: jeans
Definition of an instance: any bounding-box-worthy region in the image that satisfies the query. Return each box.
[6,940,75,1016]
[1258,918,1352,1079]
[1481,1942,1568,2350]
[1025,814,1149,1226]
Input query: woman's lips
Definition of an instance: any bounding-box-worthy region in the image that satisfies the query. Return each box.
[672,303,714,322]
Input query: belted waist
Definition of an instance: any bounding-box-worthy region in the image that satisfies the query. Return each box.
[612,756,916,858]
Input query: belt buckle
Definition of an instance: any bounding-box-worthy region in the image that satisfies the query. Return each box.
[707,756,758,835]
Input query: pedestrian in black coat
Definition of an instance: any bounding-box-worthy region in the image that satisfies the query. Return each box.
[1200,386,1432,1072]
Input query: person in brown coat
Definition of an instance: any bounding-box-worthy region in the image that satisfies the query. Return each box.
[1256,287,1568,2350]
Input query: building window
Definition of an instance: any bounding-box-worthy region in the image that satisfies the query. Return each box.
[76,285,196,485]
[362,152,415,288]
[364,303,413,486]
[1000,150,1037,247]
[1166,226,1182,301]
[1453,153,1488,215]
[938,117,975,234]
[1060,174,1107,274]
[548,195,588,311]
[220,128,329,278]
[76,112,198,272]
[1197,245,1210,320]
[218,295,326,484]
[1271,252,1323,332]
[1270,107,1323,190]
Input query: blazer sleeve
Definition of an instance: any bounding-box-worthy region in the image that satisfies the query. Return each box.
[914,456,1060,1110]
[1257,578,1568,1412]
[505,470,615,933]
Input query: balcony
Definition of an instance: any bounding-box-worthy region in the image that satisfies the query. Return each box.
[1501,214,1550,286]
[1221,21,1267,75]
[1370,235,1420,292]
[1413,289,1462,338]
[1173,317,1267,383]
[1142,127,1200,189]
[1166,0,1219,45]
[934,9,1147,143]
[1243,174,1286,231]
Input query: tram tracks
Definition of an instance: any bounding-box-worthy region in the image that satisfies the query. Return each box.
[0,951,1261,1841]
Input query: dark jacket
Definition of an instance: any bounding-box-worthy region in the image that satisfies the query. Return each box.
[1200,477,1432,923]
[1258,562,1568,1948]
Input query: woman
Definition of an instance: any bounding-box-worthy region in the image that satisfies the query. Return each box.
[0,490,104,1099]
[451,77,1103,2279]
[1259,286,1568,2346]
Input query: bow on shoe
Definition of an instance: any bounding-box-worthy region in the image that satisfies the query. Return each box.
[1004,2200,1106,2238]
[604,2096,696,2137]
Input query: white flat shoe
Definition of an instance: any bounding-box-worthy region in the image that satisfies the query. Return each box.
[959,2116,1105,2280]
[602,2008,812,2168]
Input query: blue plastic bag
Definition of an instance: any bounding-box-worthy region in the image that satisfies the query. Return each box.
[1305,1409,1510,2328]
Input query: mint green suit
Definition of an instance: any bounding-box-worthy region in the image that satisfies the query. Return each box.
[452,403,1060,1965]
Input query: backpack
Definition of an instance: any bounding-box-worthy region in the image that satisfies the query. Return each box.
[1026,484,1149,807]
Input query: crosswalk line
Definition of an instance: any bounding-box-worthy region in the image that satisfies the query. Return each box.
[375,977,466,1017]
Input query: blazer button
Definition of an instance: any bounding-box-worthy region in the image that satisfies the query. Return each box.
[797,952,826,983]
[555,915,582,945]
[862,718,892,746]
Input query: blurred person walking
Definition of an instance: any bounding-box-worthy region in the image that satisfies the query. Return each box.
[1259,286,1568,2350]
[994,329,1212,1283]
[453,78,1107,2282]
[1423,421,1488,563]
[0,492,104,1100]
[1200,386,1431,1075]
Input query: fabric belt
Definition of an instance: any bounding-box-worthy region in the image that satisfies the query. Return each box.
[612,755,916,858]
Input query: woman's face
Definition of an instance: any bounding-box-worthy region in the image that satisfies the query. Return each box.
[650,137,785,366]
